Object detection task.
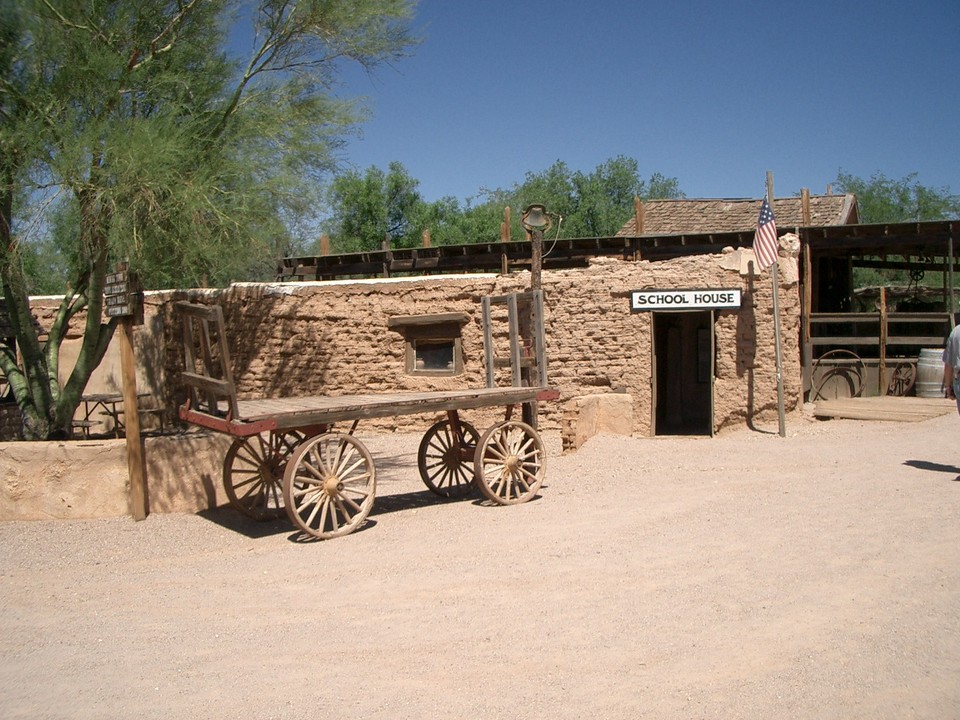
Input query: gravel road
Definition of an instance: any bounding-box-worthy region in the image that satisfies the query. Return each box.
[1,409,959,719]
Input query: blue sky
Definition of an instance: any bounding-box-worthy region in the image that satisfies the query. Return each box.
[332,0,960,204]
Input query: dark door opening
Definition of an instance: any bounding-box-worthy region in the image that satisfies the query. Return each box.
[653,311,713,436]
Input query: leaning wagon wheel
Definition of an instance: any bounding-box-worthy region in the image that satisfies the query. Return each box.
[223,430,304,520]
[417,419,480,498]
[809,349,866,402]
[887,361,917,397]
[282,432,376,539]
[473,420,545,506]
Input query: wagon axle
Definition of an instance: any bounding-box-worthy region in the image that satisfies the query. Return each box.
[323,475,345,495]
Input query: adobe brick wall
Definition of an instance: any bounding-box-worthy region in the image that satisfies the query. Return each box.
[19,242,800,441]
[143,242,800,437]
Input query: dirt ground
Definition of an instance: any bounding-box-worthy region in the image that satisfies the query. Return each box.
[1,407,959,720]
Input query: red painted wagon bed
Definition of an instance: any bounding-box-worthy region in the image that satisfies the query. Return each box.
[176,291,556,540]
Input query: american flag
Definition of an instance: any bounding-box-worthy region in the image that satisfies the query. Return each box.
[753,197,779,271]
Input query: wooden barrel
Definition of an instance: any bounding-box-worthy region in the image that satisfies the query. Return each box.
[916,348,944,398]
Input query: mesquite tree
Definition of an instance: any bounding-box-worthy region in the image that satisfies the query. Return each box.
[0,0,416,439]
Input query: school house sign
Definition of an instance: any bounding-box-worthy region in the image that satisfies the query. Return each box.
[629,288,742,312]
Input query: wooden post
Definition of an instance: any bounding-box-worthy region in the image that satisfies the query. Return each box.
[801,188,811,225]
[381,235,391,277]
[802,238,813,399]
[118,318,146,520]
[949,232,956,327]
[878,286,888,395]
[633,196,644,234]
[500,207,511,275]
[530,228,543,291]
[422,229,431,248]
[767,171,786,438]
[320,234,330,256]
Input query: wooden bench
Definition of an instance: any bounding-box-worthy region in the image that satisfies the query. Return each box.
[110,406,168,435]
[70,420,98,439]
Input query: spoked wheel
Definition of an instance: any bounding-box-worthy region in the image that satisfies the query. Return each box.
[418,419,480,498]
[473,420,546,505]
[809,349,866,401]
[282,432,376,539]
[887,361,917,397]
[223,431,304,520]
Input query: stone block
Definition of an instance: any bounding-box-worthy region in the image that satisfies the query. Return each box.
[561,393,634,453]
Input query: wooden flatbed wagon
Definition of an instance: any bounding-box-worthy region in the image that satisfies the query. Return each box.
[176,291,557,540]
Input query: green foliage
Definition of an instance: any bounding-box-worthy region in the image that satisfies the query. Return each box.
[835,169,960,223]
[325,161,424,251]
[323,155,685,251]
[483,157,684,239]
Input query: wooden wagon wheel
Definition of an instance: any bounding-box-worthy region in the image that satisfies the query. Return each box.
[282,432,376,539]
[809,349,866,402]
[417,419,480,498]
[223,430,304,520]
[473,420,545,505]
[887,361,917,397]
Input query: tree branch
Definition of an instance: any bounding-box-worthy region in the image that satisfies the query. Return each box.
[128,0,202,72]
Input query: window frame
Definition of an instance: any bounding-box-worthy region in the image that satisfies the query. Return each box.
[387,313,469,378]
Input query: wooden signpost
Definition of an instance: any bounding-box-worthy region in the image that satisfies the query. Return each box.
[104,263,147,520]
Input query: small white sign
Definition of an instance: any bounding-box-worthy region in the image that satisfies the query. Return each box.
[106,304,132,317]
[630,288,742,312]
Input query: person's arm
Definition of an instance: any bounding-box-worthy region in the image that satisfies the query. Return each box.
[945,362,954,398]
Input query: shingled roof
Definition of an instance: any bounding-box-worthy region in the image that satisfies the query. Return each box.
[616,193,859,236]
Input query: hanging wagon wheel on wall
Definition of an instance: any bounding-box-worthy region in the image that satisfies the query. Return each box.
[223,430,304,520]
[887,361,917,397]
[417,419,480,498]
[282,432,376,539]
[473,420,545,505]
[809,349,866,402]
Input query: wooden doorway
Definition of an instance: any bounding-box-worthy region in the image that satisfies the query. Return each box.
[652,311,714,436]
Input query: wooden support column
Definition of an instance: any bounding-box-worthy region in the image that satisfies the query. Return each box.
[633,196,645,260]
[500,206,511,275]
[949,231,956,326]
[119,318,146,521]
[878,286,888,395]
[422,229,431,248]
[381,235,391,277]
[530,229,543,291]
[802,236,813,397]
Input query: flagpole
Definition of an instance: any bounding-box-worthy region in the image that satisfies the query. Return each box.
[766,171,787,437]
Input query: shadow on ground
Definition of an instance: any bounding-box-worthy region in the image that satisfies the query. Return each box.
[903,459,960,481]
